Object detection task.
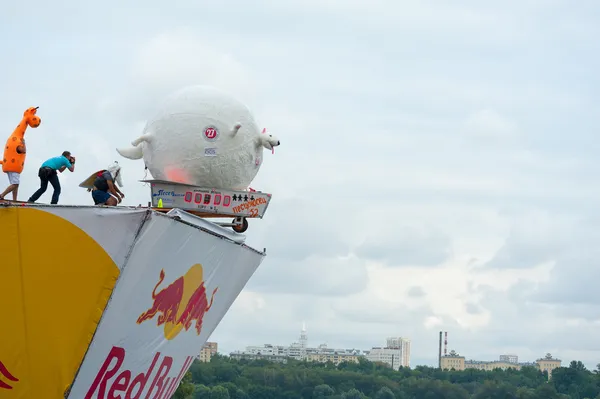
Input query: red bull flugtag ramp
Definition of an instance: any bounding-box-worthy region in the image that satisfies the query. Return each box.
[0,203,266,399]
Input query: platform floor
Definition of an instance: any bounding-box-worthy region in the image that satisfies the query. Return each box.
[0,199,253,219]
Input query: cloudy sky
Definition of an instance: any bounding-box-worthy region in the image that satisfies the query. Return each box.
[2,0,600,368]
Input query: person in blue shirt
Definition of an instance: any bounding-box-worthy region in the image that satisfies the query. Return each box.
[28,151,75,204]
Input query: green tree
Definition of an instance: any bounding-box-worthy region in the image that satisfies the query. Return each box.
[313,383,335,398]
[246,385,280,399]
[341,388,366,399]
[172,371,195,399]
[210,385,230,399]
[552,363,599,398]
[375,386,395,399]
[516,387,536,399]
[473,380,517,399]
[229,387,248,399]
[179,352,590,399]
[532,383,562,399]
[194,384,212,399]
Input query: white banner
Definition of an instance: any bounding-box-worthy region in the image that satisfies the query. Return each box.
[42,206,149,267]
[67,212,265,399]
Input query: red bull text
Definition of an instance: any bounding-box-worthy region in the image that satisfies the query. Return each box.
[85,346,193,399]
[0,360,18,390]
[136,269,218,336]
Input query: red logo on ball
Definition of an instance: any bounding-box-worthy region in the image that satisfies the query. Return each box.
[204,127,218,140]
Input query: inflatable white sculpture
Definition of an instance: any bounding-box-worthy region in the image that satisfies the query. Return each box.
[116,85,280,190]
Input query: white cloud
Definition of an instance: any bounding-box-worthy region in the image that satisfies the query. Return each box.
[131,29,257,99]
[248,254,368,297]
[356,225,453,267]
[464,109,518,141]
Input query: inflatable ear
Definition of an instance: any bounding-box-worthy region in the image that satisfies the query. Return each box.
[117,146,143,160]
[230,123,242,136]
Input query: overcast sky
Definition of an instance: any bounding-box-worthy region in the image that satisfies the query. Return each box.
[2,0,599,368]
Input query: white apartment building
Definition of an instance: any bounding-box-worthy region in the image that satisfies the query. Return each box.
[366,337,411,370]
[499,354,518,364]
[237,343,363,364]
[230,325,365,365]
[244,344,288,357]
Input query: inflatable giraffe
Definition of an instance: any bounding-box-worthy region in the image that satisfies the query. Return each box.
[0,107,41,173]
[0,107,41,201]
[0,107,42,173]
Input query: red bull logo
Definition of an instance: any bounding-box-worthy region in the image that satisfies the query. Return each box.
[85,346,194,399]
[137,264,218,340]
[0,360,18,390]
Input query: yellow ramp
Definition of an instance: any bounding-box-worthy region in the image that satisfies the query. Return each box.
[0,207,120,398]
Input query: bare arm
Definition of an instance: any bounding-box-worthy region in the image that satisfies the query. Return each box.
[58,166,67,173]
[67,157,75,172]
[107,180,121,203]
[114,185,124,198]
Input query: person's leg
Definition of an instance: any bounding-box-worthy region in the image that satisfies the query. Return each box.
[28,173,49,202]
[0,185,14,200]
[105,196,118,206]
[7,173,19,201]
[0,173,19,200]
[48,173,61,204]
[11,185,18,201]
[92,190,111,205]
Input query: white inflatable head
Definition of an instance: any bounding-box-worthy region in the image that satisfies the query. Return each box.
[116,85,280,191]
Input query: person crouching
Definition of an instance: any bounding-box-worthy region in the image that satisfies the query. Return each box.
[90,162,124,206]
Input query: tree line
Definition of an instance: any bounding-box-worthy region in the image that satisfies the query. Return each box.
[172,354,600,399]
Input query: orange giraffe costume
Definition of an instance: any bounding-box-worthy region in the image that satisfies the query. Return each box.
[0,107,41,174]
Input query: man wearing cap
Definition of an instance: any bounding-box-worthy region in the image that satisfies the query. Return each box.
[27,151,75,204]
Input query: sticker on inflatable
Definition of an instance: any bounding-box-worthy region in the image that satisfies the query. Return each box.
[204,148,217,157]
[203,126,219,142]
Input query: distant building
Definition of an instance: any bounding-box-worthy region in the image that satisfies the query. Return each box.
[306,351,361,365]
[243,343,288,357]
[536,353,562,379]
[199,342,218,363]
[465,360,520,371]
[440,350,466,371]
[366,337,411,370]
[230,324,365,366]
[441,351,561,379]
[230,351,288,364]
[387,337,411,367]
[499,354,518,364]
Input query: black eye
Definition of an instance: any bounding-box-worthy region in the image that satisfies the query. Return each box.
[269,135,272,137]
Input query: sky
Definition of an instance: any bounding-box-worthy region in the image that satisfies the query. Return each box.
[1,0,600,368]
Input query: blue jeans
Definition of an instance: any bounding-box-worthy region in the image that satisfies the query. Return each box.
[92,189,111,205]
[28,167,61,204]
